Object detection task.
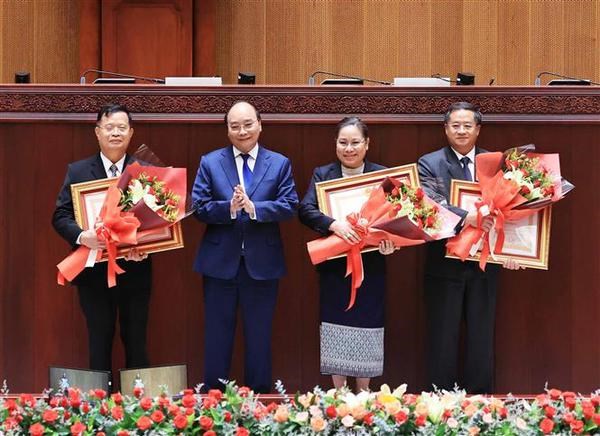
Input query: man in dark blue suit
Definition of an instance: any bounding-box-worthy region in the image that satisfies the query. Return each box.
[418,102,522,393]
[53,104,151,372]
[192,101,298,393]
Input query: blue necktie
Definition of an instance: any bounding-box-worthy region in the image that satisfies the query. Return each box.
[241,154,253,188]
[460,156,472,181]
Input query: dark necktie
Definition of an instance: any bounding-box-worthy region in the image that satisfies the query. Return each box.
[460,156,472,181]
[241,154,253,188]
[109,164,118,177]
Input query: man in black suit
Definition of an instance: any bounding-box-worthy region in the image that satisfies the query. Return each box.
[53,104,151,372]
[417,102,522,393]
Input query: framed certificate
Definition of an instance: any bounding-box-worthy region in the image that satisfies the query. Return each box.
[315,164,420,256]
[70,178,184,261]
[446,180,551,270]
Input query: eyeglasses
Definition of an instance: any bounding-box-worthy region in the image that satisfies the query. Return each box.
[337,139,365,148]
[228,119,258,133]
[97,124,130,134]
[447,123,476,132]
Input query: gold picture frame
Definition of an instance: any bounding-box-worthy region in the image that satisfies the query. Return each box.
[445,180,551,270]
[70,178,184,261]
[315,164,420,256]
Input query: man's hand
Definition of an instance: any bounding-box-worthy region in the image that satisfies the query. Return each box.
[124,247,148,262]
[464,210,494,232]
[378,239,396,255]
[502,258,525,270]
[79,229,106,250]
[233,185,255,216]
[329,220,361,245]
[230,185,245,215]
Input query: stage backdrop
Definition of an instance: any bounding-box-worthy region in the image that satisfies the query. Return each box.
[0,85,598,394]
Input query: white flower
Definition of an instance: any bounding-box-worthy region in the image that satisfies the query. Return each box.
[341,415,355,427]
[516,417,528,430]
[447,417,458,428]
[129,179,148,204]
[295,411,309,423]
[483,413,493,424]
[142,193,163,211]
[309,405,322,418]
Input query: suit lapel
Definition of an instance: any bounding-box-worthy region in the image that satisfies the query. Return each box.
[91,153,107,179]
[219,146,240,189]
[445,146,467,181]
[247,146,271,197]
[327,162,343,180]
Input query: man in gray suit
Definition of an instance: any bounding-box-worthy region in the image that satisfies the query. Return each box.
[417,101,522,393]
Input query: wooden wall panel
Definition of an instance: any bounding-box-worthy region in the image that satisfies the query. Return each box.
[0,0,79,84]
[101,0,193,78]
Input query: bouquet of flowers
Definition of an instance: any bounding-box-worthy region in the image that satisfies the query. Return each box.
[308,177,461,309]
[446,144,573,270]
[57,154,188,288]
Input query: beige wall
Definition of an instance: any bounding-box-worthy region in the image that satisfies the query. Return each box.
[1,0,599,85]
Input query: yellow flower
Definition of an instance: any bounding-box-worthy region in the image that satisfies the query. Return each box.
[336,404,349,418]
[376,383,406,404]
[310,416,326,432]
[298,393,314,408]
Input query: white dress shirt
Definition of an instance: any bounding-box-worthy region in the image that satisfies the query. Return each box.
[451,146,476,181]
[231,144,258,220]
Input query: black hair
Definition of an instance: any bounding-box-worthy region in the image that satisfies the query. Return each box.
[335,116,368,139]
[96,103,133,125]
[444,101,482,125]
[224,100,262,125]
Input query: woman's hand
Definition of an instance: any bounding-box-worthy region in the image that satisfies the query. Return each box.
[329,220,361,245]
[378,239,396,255]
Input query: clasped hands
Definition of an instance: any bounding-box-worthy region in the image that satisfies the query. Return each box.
[464,210,524,270]
[79,226,147,262]
[230,184,255,216]
[329,220,397,256]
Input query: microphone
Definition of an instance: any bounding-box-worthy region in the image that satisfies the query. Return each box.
[79,69,165,84]
[307,70,391,85]
[534,71,598,86]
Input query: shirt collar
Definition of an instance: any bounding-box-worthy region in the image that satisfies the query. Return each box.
[100,152,126,175]
[451,146,476,162]
[233,144,259,160]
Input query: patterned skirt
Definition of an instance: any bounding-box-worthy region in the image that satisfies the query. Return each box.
[319,272,385,378]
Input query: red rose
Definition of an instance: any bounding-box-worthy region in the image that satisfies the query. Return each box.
[539,418,554,434]
[403,394,417,406]
[426,215,436,227]
[582,401,594,419]
[544,405,555,418]
[415,188,424,200]
[140,397,153,410]
[99,402,108,416]
[64,411,71,420]
[111,406,124,420]
[443,409,452,419]
[133,386,144,398]
[205,432,216,436]
[570,419,584,434]
[224,411,232,422]
[70,421,86,436]
[183,389,194,395]
[208,389,223,401]
[81,402,90,414]
[20,394,36,408]
[174,414,188,430]
[97,433,106,436]
[565,396,577,410]
[520,168,529,177]
[535,394,549,406]
[29,423,45,436]
[168,404,180,416]
[591,395,600,407]
[67,389,81,408]
[326,405,337,418]
[533,179,541,187]
[238,387,251,397]
[151,410,165,423]
[186,407,194,416]
[200,415,214,430]
[42,408,59,423]
[267,402,278,413]
[3,417,18,430]
[563,412,575,424]
[158,396,171,408]
[112,392,123,404]
[415,414,426,427]
[49,397,60,408]
[363,413,374,425]
[236,427,249,436]
[94,389,107,400]
[593,413,600,425]
[117,431,129,436]
[520,185,530,196]
[182,394,196,408]
[499,407,508,419]
[136,416,153,431]
[394,410,407,424]
[203,396,218,409]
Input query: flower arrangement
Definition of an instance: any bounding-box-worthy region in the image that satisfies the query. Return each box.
[502,148,557,202]
[386,180,440,232]
[2,383,598,435]
[119,172,181,223]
